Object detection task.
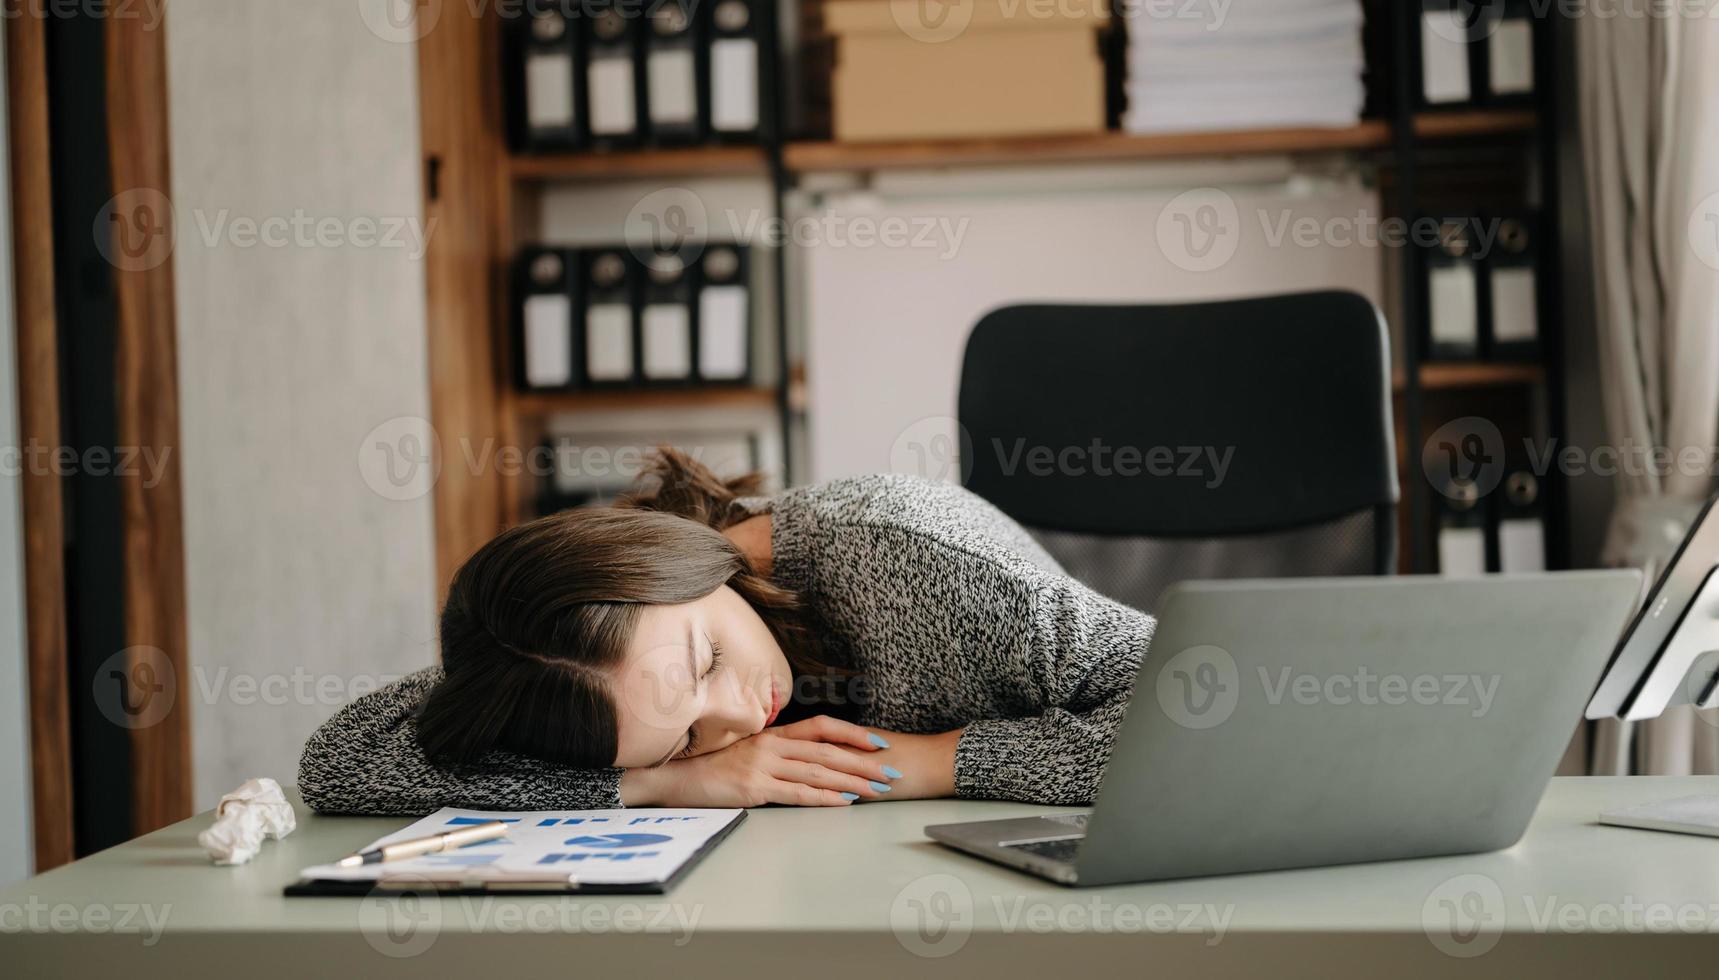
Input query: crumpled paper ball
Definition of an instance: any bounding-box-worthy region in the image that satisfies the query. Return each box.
[197,777,297,865]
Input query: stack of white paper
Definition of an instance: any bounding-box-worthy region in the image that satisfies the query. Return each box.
[1122,0,1366,133]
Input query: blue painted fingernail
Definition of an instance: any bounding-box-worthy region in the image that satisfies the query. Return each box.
[840,792,859,801]
[882,765,903,780]
[869,781,892,793]
[868,733,890,748]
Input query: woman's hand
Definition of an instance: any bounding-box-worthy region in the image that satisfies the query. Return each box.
[619,716,902,807]
[856,728,962,801]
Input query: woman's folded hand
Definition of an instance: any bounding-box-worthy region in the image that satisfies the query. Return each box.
[619,715,904,808]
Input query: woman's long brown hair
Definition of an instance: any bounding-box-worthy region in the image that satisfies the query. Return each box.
[416,447,830,769]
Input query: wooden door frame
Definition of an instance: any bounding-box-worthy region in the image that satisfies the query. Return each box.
[105,0,192,839]
[6,3,192,868]
[416,6,510,592]
[6,5,73,873]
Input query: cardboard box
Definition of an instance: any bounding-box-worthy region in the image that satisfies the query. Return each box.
[825,0,1109,142]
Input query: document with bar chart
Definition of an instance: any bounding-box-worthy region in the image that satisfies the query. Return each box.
[289,807,746,895]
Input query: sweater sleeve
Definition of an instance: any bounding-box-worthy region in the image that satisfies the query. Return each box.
[296,667,623,815]
[953,569,1155,806]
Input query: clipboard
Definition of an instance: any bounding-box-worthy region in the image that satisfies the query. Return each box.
[284,808,746,896]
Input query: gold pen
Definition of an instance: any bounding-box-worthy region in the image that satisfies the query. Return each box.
[336,820,510,868]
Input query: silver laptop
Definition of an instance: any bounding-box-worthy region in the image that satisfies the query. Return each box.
[926,572,1642,886]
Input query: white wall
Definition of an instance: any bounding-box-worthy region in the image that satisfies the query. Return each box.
[167,0,439,807]
[799,160,1385,481]
[0,31,35,887]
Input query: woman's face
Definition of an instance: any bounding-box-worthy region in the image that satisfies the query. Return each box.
[609,584,794,768]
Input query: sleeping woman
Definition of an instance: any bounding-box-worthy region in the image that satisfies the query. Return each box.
[298,449,1156,814]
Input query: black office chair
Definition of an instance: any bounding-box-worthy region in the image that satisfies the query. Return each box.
[958,291,1398,613]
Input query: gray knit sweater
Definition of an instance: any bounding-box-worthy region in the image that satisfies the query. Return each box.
[298,474,1157,814]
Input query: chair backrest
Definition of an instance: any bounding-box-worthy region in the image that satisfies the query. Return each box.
[957,291,1399,612]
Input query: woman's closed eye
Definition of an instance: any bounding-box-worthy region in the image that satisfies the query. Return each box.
[673,637,727,759]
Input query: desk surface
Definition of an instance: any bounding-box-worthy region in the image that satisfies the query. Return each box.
[5,776,1719,977]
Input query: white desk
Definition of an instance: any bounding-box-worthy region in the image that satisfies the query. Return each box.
[4,777,1719,977]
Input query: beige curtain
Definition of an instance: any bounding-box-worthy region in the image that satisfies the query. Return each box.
[1577,4,1719,775]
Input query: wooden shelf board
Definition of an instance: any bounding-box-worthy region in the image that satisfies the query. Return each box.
[508,145,768,181]
[1412,108,1539,140]
[513,386,780,415]
[1395,361,1546,392]
[784,111,1537,173]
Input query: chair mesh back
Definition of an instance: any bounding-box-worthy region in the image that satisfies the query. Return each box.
[1028,508,1383,614]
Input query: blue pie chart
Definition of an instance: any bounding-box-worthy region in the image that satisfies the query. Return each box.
[564,833,673,849]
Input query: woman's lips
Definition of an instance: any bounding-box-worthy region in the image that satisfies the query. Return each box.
[763,679,782,727]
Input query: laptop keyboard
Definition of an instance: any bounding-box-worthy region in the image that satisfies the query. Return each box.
[1005,836,1084,862]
